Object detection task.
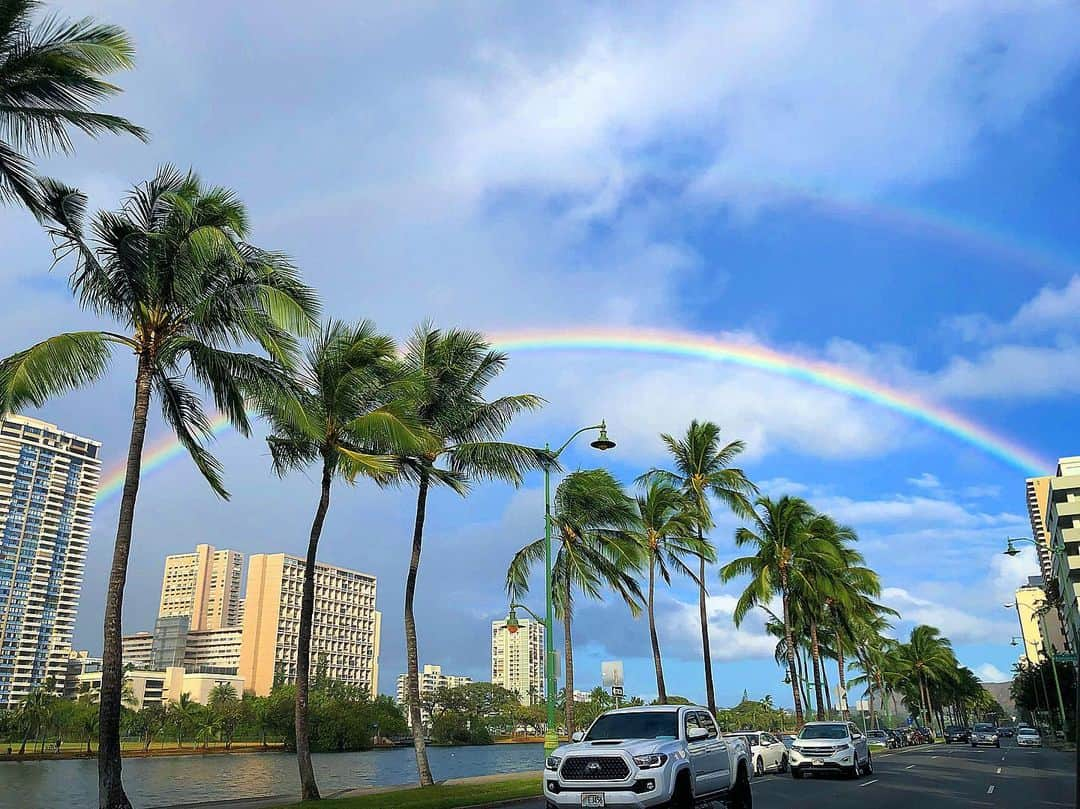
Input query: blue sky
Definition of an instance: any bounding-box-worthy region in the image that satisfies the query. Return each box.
[2,1,1080,707]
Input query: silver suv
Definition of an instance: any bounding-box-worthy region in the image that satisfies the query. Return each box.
[789,721,872,779]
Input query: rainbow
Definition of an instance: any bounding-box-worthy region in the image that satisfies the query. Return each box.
[95,413,232,505]
[94,327,1052,504]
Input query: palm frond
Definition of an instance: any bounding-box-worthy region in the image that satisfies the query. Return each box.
[0,331,113,411]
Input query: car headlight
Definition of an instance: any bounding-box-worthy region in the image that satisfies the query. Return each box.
[633,753,668,769]
[546,756,561,771]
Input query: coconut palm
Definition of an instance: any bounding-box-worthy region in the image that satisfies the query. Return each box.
[77,702,98,754]
[0,0,147,217]
[167,693,199,748]
[507,469,643,734]
[16,685,53,754]
[0,167,318,809]
[720,495,835,724]
[890,625,957,733]
[392,325,548,786]
[643,420,756,716]
[208,682,237,708]
[629,479,708,703]
[257,320,425,800]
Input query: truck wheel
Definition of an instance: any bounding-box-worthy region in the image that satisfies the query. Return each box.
[726,764,753,808]
[755,757,764,777]
[778,754,788,773]
[667,771,694,809]
[864,753,873,775]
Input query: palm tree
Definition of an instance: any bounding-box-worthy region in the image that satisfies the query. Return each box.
[629,480,708,703]
[643,420,756,716]
[208,682,237,708]
[168,693,199,749]
[16,686,53,755]
[0,167,319,809]
[720,495,833,724]
[507,469,643,734]
[78,702,98,754]
[393,325,547,786]
[890,625,957,734]
[0,0,147,217]
[257,320,424,800]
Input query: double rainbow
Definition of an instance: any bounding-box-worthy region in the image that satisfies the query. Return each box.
[94,327,1052,505]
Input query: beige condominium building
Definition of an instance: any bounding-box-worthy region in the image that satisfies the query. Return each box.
[158,543,244,630]
[0,415,101,707]
[491,618,544,706]
[121,632,154,669]
[395,664,472,727]
[1046,457,1080,649]
[75,666,244,710]
[1025,473,1073,648]
[238,554,380,697]
[1013,576,1069,666]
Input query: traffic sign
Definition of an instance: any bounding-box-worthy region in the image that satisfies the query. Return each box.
[611,686,624,697]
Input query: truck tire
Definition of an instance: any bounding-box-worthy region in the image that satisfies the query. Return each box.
[755,757,764,777]
[667,771,694,809]
[778,754,788,773]
[726,763,753,809]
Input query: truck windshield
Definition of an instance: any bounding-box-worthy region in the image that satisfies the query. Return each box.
[798,724,848,740]
[585,711,679,741]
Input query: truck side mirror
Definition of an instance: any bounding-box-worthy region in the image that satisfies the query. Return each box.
[687,727,708,741]
[571,731,584,742]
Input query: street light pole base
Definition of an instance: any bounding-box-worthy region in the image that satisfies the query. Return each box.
[544,730,560,756]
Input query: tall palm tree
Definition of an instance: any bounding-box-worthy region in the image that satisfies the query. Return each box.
[719,495,832,725]
[507,469,643,734]
[644,420,756,716]
[168,693,199,749]
[393,325,547,786]
[16,685,53,754]
[0,168,319,809]
[629,480,708,703]
[890,625,957,733]
[257,321,424,800]
[0,0,147,217]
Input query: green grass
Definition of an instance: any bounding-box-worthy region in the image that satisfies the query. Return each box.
[277,773,542,809]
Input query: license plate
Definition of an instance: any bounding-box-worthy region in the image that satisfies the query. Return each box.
[581,794,605,808]
[812,759,824,766]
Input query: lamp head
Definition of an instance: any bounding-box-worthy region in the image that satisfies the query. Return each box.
[590,421,616,451]
[505,607,520,634]
[1010,637,1020,647]
[1003,538,1020,557]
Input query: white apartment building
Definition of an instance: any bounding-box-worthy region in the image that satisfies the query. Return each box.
[158,543,244,630]
[491,618,544,706]
[0,415,100,707]
[184,627,243,672]
[238,554,381,697]
[395,664,472,728]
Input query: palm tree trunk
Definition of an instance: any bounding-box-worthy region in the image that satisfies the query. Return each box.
[822,668,833,717]
[295,456,332,801]
[780,571,804,724]
[809,620,825,720]
[648,555,666,703]
[867,687,876,730]
[405,472,434,786]
[697,535,716,716]
[563,576,576,737]
[99,361,152,809]
[836,650,850,720]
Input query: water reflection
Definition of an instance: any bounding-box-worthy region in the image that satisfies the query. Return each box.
[0,743,543,809]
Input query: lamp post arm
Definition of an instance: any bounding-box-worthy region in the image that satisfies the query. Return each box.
[551,424,606,459]
[509,603,545,624]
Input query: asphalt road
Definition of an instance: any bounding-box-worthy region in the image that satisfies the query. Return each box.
[511,738,1075,808]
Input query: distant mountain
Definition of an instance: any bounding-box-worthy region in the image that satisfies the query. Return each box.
[980,681,1018,722]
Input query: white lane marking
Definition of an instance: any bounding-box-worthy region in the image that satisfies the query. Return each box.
[996,767,1002,774]
[987,785,995,794]
[860,779,880,787]
[905,764,916,770]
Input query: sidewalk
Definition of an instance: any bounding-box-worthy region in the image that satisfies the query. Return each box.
[154,770,544,809]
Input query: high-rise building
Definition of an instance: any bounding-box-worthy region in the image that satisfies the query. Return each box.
[0,415,100,707]
[63,650,101,699]
[395,664,472,727]
[1047,457,1080,649]
[1013,576,1069,666]
[1025,474,1072,649]
[121,632,153,669]
[491,618,544,706]
[183,627,242,672]
[158,543,244,630]
[237,554,380,697]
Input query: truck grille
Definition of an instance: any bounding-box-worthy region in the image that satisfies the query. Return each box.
[560,756,630,780]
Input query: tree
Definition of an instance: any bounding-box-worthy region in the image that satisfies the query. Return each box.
[719,495,830,725]
[77,702,99,754]
[887,625,957,733]
[0,0,147,217]
[134,705,165,752]
[507,469,642,736]
[0,167,318,809]
[643,420,756,716]
[257,320,424,800]
[392,325,547,786]
[629,479,706,703]
[167,693,199,749]
[16,685,53,754]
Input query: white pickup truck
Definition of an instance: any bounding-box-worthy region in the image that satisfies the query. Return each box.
[543,705,753,808]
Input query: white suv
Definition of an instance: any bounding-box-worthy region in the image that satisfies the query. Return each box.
[789,721,872,779]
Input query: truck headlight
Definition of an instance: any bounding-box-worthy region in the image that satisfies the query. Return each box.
[633,753,668,769]
[546,756,561,771]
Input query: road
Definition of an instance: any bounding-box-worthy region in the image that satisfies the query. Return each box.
[510,738,1075,808]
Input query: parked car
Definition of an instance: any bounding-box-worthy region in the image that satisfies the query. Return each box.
[544,705,753,808]
[789,721,872,779]
[778,733,796,750]
[884,729,904,748]
[724,730,789,776]
[1016,727,1042,747]
[970,723,1000,748]
[865,729,893,750]
[944,725,971,744]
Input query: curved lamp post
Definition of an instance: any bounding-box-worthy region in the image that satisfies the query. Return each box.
[504,422,615,757]
[1006,601,1068,730]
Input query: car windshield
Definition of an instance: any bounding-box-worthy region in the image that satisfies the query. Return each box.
[585,711,679,741]
[1019,728,1038,735]
[973,724,994,732]
[798,724,848,740]
[945,726,963,732]
[736,733,759,746]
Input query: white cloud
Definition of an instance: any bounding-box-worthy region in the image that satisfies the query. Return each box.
[907,473,941,490]
[812,493,1025,528]
[973,663,1009,683]
[883,587,1014,644]
[988,545,1041,606]
[660,593,777,663]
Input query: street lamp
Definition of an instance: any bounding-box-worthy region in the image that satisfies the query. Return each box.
[508,421,615,758]
[1003,536,1037,557]
[1005,601,1068,732]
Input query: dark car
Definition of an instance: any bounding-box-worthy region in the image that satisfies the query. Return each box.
[970,723,1000,748]
[912,726,934,744]
[883,729,903,748]
[998,726,1016,738]
[944,725,971,743]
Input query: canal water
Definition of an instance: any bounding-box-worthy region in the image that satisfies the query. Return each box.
[0,743,544,808]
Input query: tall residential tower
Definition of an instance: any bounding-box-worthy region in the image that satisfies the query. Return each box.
[0,415,100,707]
[491,617,544,706]
[158,543,244,630]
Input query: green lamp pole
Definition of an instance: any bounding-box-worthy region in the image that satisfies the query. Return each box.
[507,421,615,757]
[1007,600,1068,731]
